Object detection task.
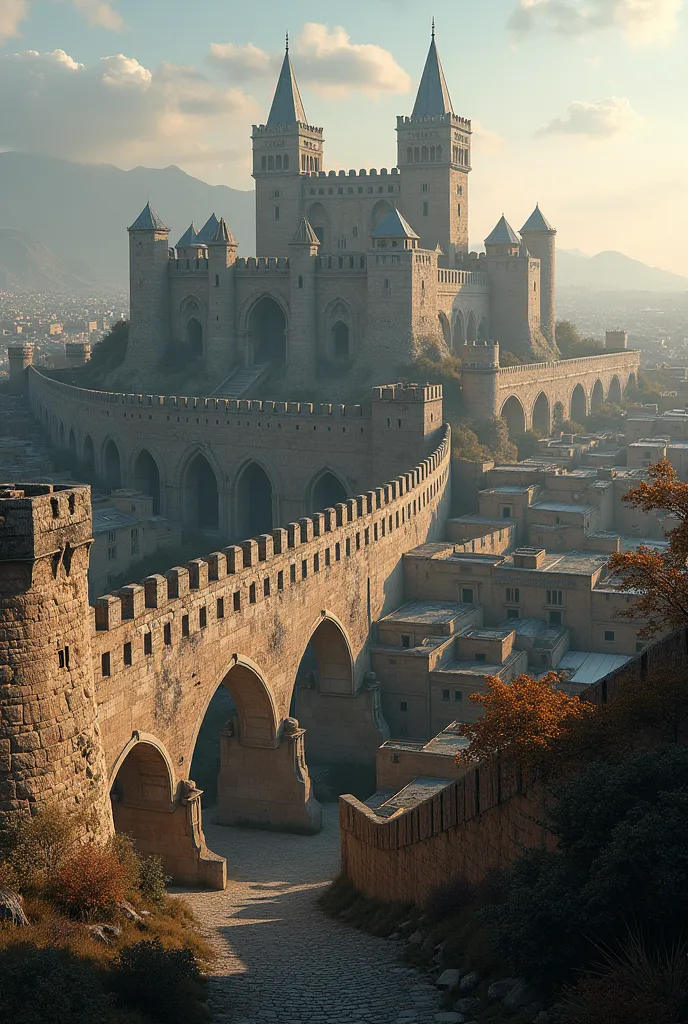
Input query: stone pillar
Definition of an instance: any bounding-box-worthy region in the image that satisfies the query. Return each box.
[217,717,322,833]
[7,344,34,394]
[0,484,112,839]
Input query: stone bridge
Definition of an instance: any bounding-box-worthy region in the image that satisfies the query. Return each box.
[461,344,641,434]
[0,424,450,890]
[28,369,444,537]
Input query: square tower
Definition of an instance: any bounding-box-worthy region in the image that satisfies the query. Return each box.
[252,42,324,256]
[397,30,471,263]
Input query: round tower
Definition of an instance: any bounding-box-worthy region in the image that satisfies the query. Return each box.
[126,202,171,376]
[520,205,557,349]
[7,344,34,394]
[0,483,112,837]
[460,340,500,424]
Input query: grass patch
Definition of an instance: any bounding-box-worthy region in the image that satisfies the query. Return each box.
[319,874,415,938]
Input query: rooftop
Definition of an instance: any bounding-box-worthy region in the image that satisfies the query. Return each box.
[500,550,610,576]
[378,600,475,627]
[381,721,470,757]
[93,507,139,533]
[557,650,631,685]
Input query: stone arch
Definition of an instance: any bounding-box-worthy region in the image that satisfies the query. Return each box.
[532,392,550,436]
[371,199,393,231]
[191,656,279,756]
[438,312,452,349]
[82,434,95,471]
[453,310,465,350]
[500,395,526,437]
[247,294,288,364]
[309,468,348,513]
[183,450,219,530]
[133,448,162,515]
[477,316,489,342]
[297,613,355,699]
[553,401,565,429]
[466,310,477,343]
[608,375,622,405]
[102,438,122,491]
[186,317,203,357]
[323,297,354,362]
[306,201,330,249]
[591,378,604,413]
[68,428,77,457]
[570,383,587,423]
[234,459,274,540]
[626,371,637,392]
[331,321,350,360]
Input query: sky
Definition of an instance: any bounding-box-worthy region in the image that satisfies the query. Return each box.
[1,0,687,273]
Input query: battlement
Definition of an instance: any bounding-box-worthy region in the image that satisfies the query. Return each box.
[0,482,92,564]
[317,255,367,272]
[397,113,471,130]
[252,122,324,136]
[90,427,451,640]
[461,340,500,371]
[7,344,34,360]
[372,383,442,403]
[304,167,400,181]
[437,269,489,287]
[169,256,209,271]
[234,257,291,271]
[497,350,640,377]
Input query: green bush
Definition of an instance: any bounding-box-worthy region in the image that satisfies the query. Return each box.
[111,939,209,1024]
[137,856,169,907]
[0,946,119,1024]
[486,746,688,983]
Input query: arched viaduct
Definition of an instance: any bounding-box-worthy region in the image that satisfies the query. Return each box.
[28,369,444,540]
[461,346,641,435]
[91,427,450,887]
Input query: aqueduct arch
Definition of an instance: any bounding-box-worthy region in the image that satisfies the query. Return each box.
[608,374,622,406]
[591,379,604,413]
[501,395,526,437]
[103,439,122,491]
[532,392,550,436]
[133,448,162,515]
[570,384,587,423]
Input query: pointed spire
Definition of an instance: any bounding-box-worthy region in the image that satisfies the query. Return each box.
[267,42,307,126]
[371,208,420,240]
[176,222,197,248]
[129,201,169,233]
[290,216,320,247]
[195,213,220,244]
[485,215,520,246]
[412,27,454,118]
[208,217,237,246]
[520,203,556,234]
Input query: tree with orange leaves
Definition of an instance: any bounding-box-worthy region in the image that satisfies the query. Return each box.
[456,671,594,768]
[608,457,688,636]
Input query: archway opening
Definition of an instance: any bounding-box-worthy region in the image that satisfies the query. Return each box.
[627,371,638,393]
[248,297,287,364]
[591,379,604,413]
[134,449,161,515]
[501,395,526,438]
[477,316,489,342]
[553,401,565,430]
[453,310,465,351]
[311,471,347,513]
[608,375,622,405]
[466,311,477,343]
[235,461,273,540]
[83,435,95,471]
[532,392,550,436]
[103,440,121,491]
[68,429,77,457]
[439,312,452,349]
[110,741,173,857]
[185,453,219,531]
[331,321,350,360]
[570,384,587,424]
[186,317,203,357]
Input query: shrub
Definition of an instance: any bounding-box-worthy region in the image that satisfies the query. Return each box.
[5,805,86,891]
[111,939,209,1024]
[0,945,117,1024]
[425,875,476,925]
[52,844,130,920]
[137,855,169,906]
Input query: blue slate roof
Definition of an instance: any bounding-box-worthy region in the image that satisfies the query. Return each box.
[267,49,307,126]
[196,213,220,244]
[412,33,454,118]
[372,208,420,240]
[485,215,521,246]
[521,204,556,234]
[176,223,197,247]
[129,202,169,232]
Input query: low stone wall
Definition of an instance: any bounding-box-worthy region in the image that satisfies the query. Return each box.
[340,626,688,904]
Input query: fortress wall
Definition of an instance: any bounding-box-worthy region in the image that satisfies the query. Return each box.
[340,626,688,905]
[89,428,452,790]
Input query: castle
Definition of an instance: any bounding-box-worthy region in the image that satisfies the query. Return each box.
[124,29,558,387]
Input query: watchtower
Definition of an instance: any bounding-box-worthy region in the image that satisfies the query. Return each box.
[520,205,557,349]
[128,202,171,374]
[460,341,500,424]
[371,382,444,482]
[0,484,112,837]
[7,344,34,394]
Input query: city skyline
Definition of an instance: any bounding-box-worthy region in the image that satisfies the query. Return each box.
[0,0,686,272]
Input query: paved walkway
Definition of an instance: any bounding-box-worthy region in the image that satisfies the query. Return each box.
[181,805,442,1024]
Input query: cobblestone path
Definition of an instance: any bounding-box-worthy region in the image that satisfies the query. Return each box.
[181,805,443,1024]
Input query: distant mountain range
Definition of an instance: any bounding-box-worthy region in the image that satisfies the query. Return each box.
[0,152,686,294]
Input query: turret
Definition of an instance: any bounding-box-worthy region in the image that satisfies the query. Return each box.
[176,222,205,261]
[7,344,34,394]
[371,382,445,482]
[252,37,324,255]
[127,202,171,374]
[397,25,471,262]
[206,217,238,377]
[459,341,500,425]
[520,205,557,348]
[0,484,112,838]
[288,216,319,384]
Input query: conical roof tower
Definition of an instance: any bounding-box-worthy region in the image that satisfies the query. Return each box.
[412,21,454,118]
[267,35,307,126]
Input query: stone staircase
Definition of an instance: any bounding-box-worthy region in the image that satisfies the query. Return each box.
[210,363,271,399]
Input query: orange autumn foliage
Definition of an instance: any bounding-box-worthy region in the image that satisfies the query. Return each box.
[456,671,594,768]
[608,458,688,636]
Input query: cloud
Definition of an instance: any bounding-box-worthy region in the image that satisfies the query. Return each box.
[209,22,412,98]
[69,0,123,30]
[0,49,258,172]
[0,0,28,40]
[472,120,506,154]
[509,0,683,46]
[537,96,642,137]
